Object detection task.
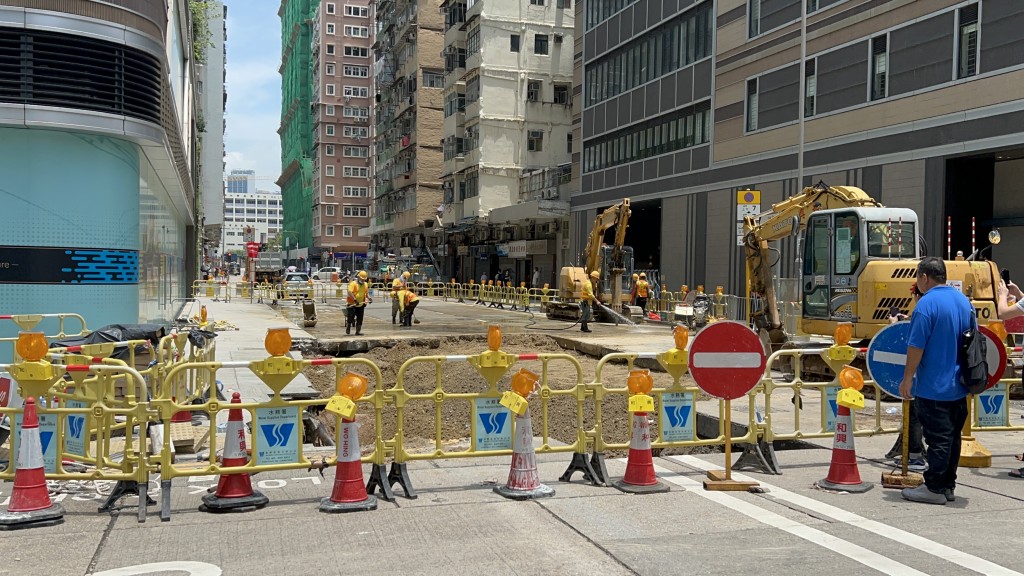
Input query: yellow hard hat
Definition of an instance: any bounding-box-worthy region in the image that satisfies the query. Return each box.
[639,272,646,279]
[402,271,411,278]
[590,270,600,279]
[392,279,402,288]
[358,270,368,280]
[632,273,639,280]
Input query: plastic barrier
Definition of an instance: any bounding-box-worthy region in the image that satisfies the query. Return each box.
[0,313,89,363]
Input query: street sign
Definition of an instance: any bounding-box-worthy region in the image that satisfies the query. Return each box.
[473,397,512,451]
[736,190,761,246]
[255,406,299,465]
[978,325,1007,389]
[244,226,255,243]
[688,321,767,400]
[866,321,910,398]
[976,383,1008,427]
[659,392,695,442]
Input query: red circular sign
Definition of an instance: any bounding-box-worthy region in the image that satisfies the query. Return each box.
[688,321,767,400]
[978,325,1007,390]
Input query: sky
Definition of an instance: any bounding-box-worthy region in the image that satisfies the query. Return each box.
[223,0,282,191]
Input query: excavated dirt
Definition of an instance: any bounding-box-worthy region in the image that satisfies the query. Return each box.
[302,334,699,457]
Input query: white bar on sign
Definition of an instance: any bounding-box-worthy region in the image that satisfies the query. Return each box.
[872,351,906,365]
[691,352,762,369]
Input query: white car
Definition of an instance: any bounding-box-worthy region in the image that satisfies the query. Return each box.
[283,272,313,298]
[312,267,339,281]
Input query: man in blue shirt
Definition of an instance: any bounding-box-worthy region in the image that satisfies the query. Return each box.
[899,257,973,505]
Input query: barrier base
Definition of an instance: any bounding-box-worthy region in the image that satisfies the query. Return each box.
[612,478,671,494]
[816,478,872,493]
[704,469,759,492]
[199,490,269,513]
[559,452,607,486]
[733,439,781,475]
[319,494,378,513]
[98,480,156,514]
[493,483,555,501]
[0,504,65,531]
[959,436,992,468]
[366,463,418,502]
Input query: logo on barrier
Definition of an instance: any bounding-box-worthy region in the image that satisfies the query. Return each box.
[255,406,300,465]
[64,399,88,457]
[0,374,12,407]
[660,392,694,442]
[976,384,1007,428]
[473,397,512,451]
[12,411,58,472]
[825,386,839,432]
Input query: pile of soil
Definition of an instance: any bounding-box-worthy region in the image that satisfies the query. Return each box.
[303,334,696,456]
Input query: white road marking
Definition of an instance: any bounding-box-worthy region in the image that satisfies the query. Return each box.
[90,561,221,576]
[872,351,907,365]
[691,352,763,369]
[625,459,929,576]
[670,455,1024,576]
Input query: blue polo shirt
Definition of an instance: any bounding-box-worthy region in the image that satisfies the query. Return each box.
[907,285,973,401]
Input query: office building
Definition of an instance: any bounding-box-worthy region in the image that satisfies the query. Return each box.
[222,187,284,253]
[199,1,228,270]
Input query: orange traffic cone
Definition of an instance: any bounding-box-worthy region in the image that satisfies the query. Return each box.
[320,418,377,512]
[817,404,872,493]
[0,398,65,530]
[171,396,192,423]
[614,412,670,493]
[494,407,554,500]
[201,392,269,512]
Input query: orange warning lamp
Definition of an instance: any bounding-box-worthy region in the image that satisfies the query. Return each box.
[337,371,369,400]
[627,369,654,395]
[988,319,1008,345]
[510,368,539,397]
[16,332,48,362]
[672,325,689,350]
[487,324,502,351]
[543,283,549,290]
[833,322,853,347]
[200,305,208,324]
[838,365,864,391]
[264,327,292,357]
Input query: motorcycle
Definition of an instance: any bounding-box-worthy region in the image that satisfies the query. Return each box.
[691,294,712,330]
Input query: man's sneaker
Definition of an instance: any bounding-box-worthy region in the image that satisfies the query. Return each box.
[901,484,946,505]
[907,458,928,473]
[944,488,955,502]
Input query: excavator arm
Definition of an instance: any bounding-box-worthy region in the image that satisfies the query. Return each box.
[583,198,631,275]
[742,182,881,339]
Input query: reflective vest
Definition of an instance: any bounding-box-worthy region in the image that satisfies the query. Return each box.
[581,279,595,302]
[347,280,369,306]
[636,280,649,298]
[399,289,419,311]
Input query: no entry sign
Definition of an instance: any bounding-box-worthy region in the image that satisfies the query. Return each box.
[688,321,767,400]
[978,325,1007,390]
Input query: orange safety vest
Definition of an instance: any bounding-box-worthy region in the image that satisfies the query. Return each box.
[347,280,369,306]
[636,280,649,298]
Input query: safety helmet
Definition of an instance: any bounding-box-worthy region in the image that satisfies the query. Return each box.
[590,270,600,279]
[402,271,411,279]
[639,272,646,279]
[358,270,368,280]
[392,279,402,288]
[632,273,639,281]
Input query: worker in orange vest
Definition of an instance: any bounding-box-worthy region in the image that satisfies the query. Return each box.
[346,270,372,335]
[398,285,420,327]
[635,272,650,319]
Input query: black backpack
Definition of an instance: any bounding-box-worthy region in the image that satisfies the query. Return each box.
[959,315,989,395]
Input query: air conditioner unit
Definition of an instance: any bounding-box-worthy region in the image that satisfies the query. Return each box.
[561,238,569,250]
[554,34,564,43]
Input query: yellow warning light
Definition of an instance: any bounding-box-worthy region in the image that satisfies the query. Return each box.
[337,371,369,400]
[838,366,864,391]
[511,368,539,398]
[673,325,689,350]
[627,369,654,395]
[16,332,48,362]
[833,322,853,347]
[487,325,502,352]
[264,327,292,357]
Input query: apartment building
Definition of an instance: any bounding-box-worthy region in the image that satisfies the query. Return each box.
[437,0,575,285]
[574,0,1024,294]
[311,0,374,272]
[366,0,445,271]
[222,188,284,253]
[198,1,228,271]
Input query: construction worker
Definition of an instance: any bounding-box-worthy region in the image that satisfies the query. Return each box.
[635,272,650,319]
[346,271,372,335]
[629,273,640,305]
[516,281,530,312]
[399,285,420,327]
[390,278,403,324]
[580,269,600,333]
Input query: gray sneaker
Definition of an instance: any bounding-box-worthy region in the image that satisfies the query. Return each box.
[907,458,928,473]
[902,484,946,505]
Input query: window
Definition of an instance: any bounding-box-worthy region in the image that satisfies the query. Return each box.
[586,0,636,30]
[806,0,817,12]
[325,165,335,176]
[326,3,335,14]
[804,59,816,117]
[343,226,353,237]
[325,124,335,136]
[957,3,979,79]
[530,0,544,4]
[325,205,335,216]
[344,46,369,58]
[326,44,336,55]
[557,0,571,7]
[344,26,370,38]
[467,26,480,57]
[343,206,369,217]
[326,23,335,35]
[554,84,569,104]
[344,5,369,17]
[510,34,520,52]
[527,80,541,102]
[343,146,369,157]
[870,35,888,101]
[344,65,369,77]
[746,78,758,131]
[326,144,335,156]
[445,1,466,30]
[326,225,335,236]
[326,184,336,196]
[344,186,369,197]
[343,125,369,138]
[423,70,444,88]
[326,63,335,76]
[466,75,480,103]
[326,104,335,116]
[566,132,573,154]
[343,106,370,117]
[344,167,369,178]
[343,86,369,98]
[748,0,760,37]
[534,34,549,55]
[444,91,466,116]
[528,130,544,152]
[583,100,710,172]
[326,84,336,96]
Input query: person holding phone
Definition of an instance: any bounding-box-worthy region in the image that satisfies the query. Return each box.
[994,268,1024,478]
[884,282,925,472]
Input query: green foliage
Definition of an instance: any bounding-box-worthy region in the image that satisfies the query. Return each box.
[189,0,215,65]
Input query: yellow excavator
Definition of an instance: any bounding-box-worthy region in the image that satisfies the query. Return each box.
[744,182,1002,348]
[547,199,639,321]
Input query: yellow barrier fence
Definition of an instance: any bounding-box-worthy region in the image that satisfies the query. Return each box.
[0,313,89,363]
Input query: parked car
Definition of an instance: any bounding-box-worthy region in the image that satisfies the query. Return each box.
[283,272,313,298]
[312,267,339,281]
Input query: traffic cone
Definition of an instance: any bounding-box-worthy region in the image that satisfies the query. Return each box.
[200,392,269,513]
[171,396,192,423]
[816,404,872,493]
[320,418,377,512]
[0,398,65,530]
[613,413,670,494]
[494,407,554,500]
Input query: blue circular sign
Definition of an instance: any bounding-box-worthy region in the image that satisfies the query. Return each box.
[866,322,911,398]
[743,192,755,203]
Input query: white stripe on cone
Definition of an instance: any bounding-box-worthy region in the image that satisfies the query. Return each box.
[223,414,246,461]
[338,420,361,463]
[692,352,763,369]
[629,414,652,450]
[507,408,539,490]
[18,426,44,470]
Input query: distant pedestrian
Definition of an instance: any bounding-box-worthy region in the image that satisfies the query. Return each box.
[532,267,540,289]
[899,257,973,504]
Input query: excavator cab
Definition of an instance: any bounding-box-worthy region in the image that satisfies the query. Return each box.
[801,207,919,323]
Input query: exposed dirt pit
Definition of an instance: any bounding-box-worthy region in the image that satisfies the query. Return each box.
[302,334,705,458]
